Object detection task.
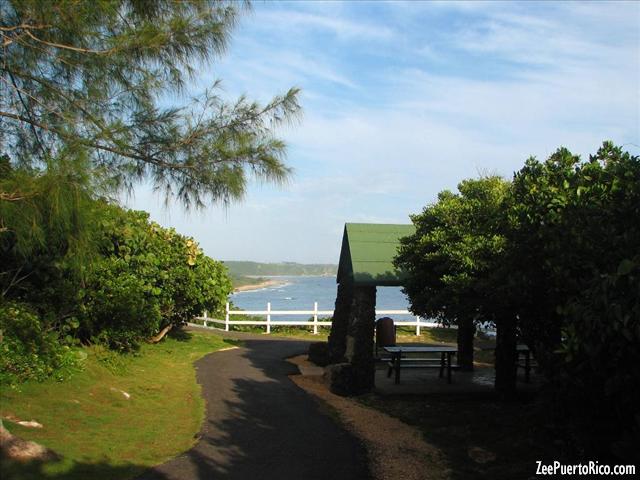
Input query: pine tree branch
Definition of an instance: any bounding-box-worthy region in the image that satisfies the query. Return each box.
[0,110,235,172]
[0,23,52,32]
[0,191,31,201]
[4,71,49,157]
[21,29,118,55]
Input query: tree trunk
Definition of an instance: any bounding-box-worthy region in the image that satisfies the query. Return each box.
[149,324,173,343]
[457,317,476,371]
[328,281,352,363]
[495,317,517,399]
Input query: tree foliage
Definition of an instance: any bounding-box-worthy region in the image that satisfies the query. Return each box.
[559,256,640,459]
[0,152,100,310]
[79,205,232,350]
[0,0,301,207]
[0,302,79,385]
[1,198,233,378]
[397,142,640,459]
[396,177,510,370]
[396,176,509,326]
[0,0,288,380]
[509,143,640,356]
[507,142,640,458]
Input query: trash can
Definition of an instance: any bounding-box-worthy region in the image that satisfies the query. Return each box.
[376,317,396,358]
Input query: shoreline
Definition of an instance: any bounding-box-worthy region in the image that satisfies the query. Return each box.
[233,279,287,293]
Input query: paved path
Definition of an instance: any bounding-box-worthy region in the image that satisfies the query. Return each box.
[138,330,370,480]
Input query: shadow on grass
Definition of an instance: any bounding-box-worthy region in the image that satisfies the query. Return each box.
[1,457,160,480]
[167,327,193,342]
[137,338,371,480]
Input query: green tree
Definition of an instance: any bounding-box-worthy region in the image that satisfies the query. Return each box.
[0,0,300,207]
[508,143,640,367]
[507,142,640,458]
[1,0,262,381]
[396,176,510,371]
[0,152,100,304]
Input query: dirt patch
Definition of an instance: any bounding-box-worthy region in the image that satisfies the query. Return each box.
[359,388,557,479]
[287,355,450,480]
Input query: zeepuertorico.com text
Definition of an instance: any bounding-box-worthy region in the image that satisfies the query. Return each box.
[536,461,635,476]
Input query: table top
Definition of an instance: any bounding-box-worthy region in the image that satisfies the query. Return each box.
[383,346,458,353]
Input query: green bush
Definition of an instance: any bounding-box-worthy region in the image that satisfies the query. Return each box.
[79,263,163,351]
[1,159,232,375]
[77,205,232,351]
[0,302,79,385]
[557,256,640,461]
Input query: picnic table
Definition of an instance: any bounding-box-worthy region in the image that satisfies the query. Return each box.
[481,344,535,383]
[384,346,458,384]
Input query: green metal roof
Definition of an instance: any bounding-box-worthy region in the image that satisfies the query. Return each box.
[337,223,416,287]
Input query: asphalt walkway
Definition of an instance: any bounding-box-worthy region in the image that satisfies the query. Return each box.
[138,329,370,480]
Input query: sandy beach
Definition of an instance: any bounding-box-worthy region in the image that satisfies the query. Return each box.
[233,279,287,293]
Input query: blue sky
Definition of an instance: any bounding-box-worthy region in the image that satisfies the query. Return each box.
[125,0,640,264]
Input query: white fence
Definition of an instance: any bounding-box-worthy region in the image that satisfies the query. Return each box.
[191,302,448,335]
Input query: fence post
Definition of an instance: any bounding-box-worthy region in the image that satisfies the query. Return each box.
[313,302,318,335]
[266,302,271,334]
[225,302,229,332]
[203,310,208,328]
[416,315,421,336]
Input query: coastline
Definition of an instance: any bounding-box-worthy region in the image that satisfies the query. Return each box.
[233,279,287,293]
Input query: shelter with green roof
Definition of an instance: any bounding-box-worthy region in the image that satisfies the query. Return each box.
[327,223,415,395]
[337,223,415,287]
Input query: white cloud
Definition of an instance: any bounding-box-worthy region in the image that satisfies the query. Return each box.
[126,1,639,263]
[256,9,397,41]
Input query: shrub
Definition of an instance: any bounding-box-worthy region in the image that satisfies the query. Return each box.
[79,263,162,351]
[556,256,640,461]
[0,302,79,385]
[77,205,232,350]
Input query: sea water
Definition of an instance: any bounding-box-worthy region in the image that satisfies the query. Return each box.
[230,275,414,322]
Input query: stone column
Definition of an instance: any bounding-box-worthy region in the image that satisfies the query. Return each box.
[345,285,376,394]
[327,281,353,364]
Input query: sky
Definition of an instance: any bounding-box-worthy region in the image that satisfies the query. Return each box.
[124,0,640,264]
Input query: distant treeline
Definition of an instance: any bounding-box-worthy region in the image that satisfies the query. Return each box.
[224,261,337,277]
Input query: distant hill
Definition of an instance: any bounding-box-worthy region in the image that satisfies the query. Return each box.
[224,261,337,277]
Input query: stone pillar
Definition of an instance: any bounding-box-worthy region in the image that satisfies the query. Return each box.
[345,286,376,394]
[327,281,352,364]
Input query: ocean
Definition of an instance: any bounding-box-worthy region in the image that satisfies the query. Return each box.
[230,275,414,321]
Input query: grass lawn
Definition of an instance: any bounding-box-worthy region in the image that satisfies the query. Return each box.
[190,316,332,340]
[396,326,459,344]
[359,391,562,480]
[1,330,231,480]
